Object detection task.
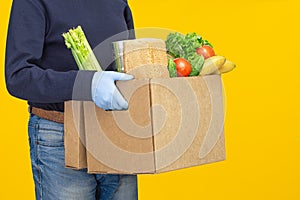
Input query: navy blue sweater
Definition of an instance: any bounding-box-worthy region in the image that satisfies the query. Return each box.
[5,0,135,112]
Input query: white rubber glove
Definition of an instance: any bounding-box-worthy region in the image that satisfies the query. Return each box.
[91,71,134,110]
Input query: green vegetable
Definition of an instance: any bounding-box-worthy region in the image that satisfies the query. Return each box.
[167,58,177,78]
[166,32,211,76]
[165,32,186,58]
[62,26,102,71]
[187,54,204,76]
[197,36,213,48]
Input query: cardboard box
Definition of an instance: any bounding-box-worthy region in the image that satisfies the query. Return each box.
[64,36,226,174]
[80,75,225,174]
[64,101,87,169]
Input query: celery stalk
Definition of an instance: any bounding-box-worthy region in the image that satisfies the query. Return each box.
[62,26,102,71]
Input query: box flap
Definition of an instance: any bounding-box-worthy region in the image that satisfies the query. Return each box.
[64,101,87,169]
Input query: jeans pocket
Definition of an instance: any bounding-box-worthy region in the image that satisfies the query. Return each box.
[37,119,64,147]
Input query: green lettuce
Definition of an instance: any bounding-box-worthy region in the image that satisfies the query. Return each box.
[165,32,207,76]
[167,58,177,78]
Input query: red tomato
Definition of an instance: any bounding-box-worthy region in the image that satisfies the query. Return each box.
[173,58,192,77]
[196,45,215,59]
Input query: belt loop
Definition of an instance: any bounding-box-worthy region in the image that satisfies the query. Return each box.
[28,106,32,113]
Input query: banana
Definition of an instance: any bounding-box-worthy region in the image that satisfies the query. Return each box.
[218,60,236,73]
[200,56,226,75]
[211,69,220,75]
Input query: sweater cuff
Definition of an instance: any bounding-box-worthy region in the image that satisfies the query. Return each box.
[72,70,96,101]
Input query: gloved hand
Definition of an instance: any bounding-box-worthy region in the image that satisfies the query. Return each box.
[91,71,134,110]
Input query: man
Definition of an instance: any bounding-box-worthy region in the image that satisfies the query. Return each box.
[5,0,138,199]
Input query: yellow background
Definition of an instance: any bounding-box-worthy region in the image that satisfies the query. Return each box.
[1,0,300,199]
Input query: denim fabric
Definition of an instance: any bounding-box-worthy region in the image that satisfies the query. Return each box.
[28,114,138,200]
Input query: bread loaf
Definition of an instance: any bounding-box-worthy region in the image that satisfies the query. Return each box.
[122,38,169,79]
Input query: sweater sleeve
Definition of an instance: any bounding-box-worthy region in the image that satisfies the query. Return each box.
[124,2,135,39]
[5,0,94,103]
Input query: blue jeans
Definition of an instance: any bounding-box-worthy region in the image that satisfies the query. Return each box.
[28,114,138,200]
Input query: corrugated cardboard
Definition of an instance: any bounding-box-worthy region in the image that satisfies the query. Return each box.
[84,79,156,173]
[151,75,225,173]
[64,101,87,169]
[83,75,225,174]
